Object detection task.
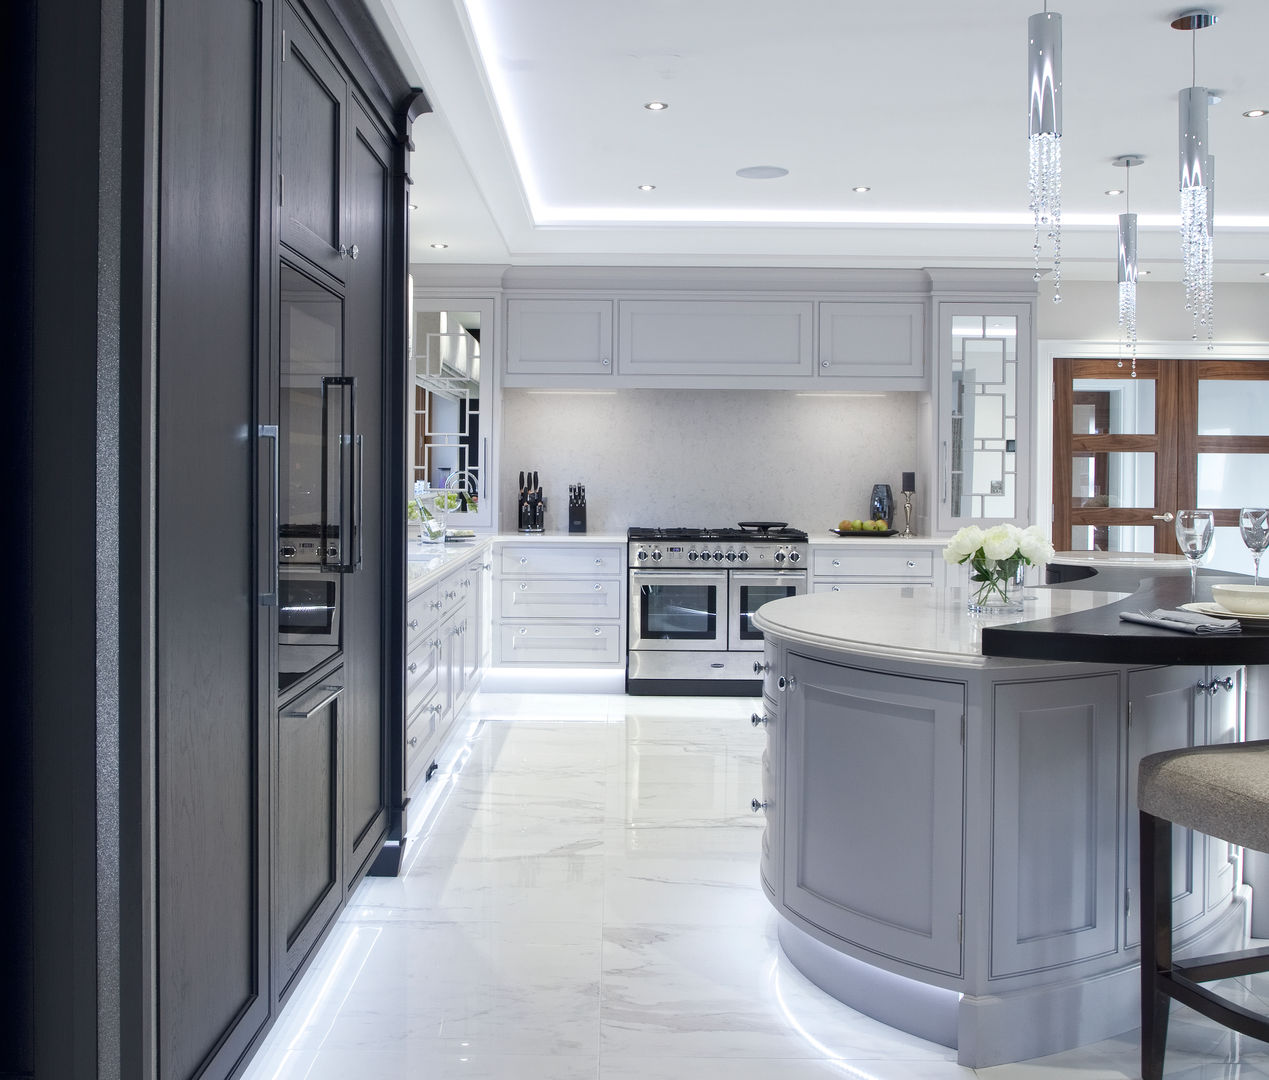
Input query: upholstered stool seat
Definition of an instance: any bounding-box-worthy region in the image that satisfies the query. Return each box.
[1138,739,1269,1080]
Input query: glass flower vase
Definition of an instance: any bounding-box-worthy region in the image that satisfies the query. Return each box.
[967,569,1025,615]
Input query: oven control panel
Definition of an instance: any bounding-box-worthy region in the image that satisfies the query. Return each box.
[629,542,804,569]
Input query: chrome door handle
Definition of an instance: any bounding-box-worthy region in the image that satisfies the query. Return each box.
[354,434,364,571]
[286,683,344,719]
[1152,513,1175,523]
[259,424,279,606]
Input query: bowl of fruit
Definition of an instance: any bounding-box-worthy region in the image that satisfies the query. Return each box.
[831,518,897,537]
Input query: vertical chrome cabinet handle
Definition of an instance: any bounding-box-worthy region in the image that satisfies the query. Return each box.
[355,434,365,571]
[286,683,344,718]
[941,441,949,503]
[258,424,279,606]
[482,438,488,499]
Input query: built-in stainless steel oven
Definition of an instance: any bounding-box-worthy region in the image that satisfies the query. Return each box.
[626,525,807,694]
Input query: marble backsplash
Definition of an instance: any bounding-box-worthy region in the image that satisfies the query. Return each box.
[500,389,918,534]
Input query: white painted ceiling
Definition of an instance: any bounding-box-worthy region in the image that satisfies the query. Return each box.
[367,0,1269,282]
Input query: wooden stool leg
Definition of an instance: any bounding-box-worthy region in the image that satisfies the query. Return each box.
[1140,811,1173,1080]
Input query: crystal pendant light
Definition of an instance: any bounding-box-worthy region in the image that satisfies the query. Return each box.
[1174,11,1217,348]
[1028,8,1062,303]
[1113,156,1143,377]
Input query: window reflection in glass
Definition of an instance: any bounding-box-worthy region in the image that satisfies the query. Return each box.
[1071,378,1155,436]
[412,306,482,512]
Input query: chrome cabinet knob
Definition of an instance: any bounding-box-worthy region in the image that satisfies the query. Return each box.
[409,735,418,747]
[429,703,443,714]
[594,558,603,566]
[349,243,359,260]
[602,357,610,366]
[832,559,841,567]
[520,556,528,565]
[751,798,768,813]
[593,583,603,591]
[520,582,528,591]
[907,560,915,568]
[777,675,795,692]
[830,585,841,592]
[408,618,419,630]
[753,660,769,675]
[751,712,769,727]
[408,662,418,674]
[593,627,601,635]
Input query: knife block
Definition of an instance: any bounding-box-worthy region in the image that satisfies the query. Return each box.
[568,502,586,533]
[518,492,544,532]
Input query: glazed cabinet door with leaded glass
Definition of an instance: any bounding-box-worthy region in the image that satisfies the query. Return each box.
[409,298,495,531]
[935,304,1033,534]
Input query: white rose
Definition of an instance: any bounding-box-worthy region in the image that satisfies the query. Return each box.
[943,525,985,563]
[1018,525,1055,565]
[981,524,1020,562]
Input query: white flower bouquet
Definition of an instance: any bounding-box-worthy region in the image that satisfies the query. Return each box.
[943,523,1056,611]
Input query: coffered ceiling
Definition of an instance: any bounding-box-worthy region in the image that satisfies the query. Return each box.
[367,0,1269,282]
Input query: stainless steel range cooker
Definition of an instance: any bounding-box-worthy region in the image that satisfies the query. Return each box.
[626,523,808,694]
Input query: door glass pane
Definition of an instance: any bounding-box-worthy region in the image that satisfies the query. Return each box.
[1198,381,1269,435]
[1208,526,1254,575]
[950,316,1017,519]
[1071,379,1155,435]
[640,584,717,640]
[1069,525,1156,553]
[1071,453,1155,508]
[1196,453,1269,506]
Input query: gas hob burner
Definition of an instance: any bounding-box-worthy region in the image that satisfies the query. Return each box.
[627,524,808,544]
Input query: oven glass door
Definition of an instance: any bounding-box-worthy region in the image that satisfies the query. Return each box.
[630,570,726,651]
[278,569,341,692]
[730,570,806,649]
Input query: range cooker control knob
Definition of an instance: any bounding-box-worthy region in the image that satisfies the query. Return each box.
[738,550,750,562]
[713,550,725,562]
[774,551,786,563]
[637,549,649,561]
[725,550,737,562]
[651,549,663,562]
[280,546,297,559]
[788,550,801,563]
[687,550,699,562]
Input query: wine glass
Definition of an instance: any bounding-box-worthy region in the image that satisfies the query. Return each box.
[1175,510,1214,601]
[1240,507,1269,585]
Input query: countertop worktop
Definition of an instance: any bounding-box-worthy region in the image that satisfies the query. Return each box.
[1050,550,1190,570]
[755,585,1128,668]
[406,537,494,597]
[807,532,946,546]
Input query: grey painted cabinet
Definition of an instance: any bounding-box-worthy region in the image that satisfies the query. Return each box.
[989,673,1121,976]
[506,299,613,379]
[818,301,925,383]
[780,653,966,975]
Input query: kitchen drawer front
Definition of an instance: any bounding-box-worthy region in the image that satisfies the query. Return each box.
[406,585,440,643]
[499,544,624,577]
[498,622,623,665]
[499,578,622,621]
[436,571,471,621]
[405,695,440,794]
[813,581,935,594]
[811,547,935,579]
[406,631,442,708]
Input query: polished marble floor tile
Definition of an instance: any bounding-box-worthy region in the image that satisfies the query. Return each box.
[243,690,1269,1080]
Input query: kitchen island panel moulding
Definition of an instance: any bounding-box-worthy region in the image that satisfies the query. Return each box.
[500,388,918,534]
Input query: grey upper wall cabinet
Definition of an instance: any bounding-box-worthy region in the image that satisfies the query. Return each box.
[506,298,614,378]
[818,301,925,383]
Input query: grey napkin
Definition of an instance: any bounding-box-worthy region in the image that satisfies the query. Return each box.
[1119,608,1242,634]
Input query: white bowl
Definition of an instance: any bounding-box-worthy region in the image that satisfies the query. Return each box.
[1211,583,1269,616]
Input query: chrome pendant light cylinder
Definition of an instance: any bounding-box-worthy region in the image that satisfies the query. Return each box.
[1028,12,1063,137]
[1028,10,1063,303]
[1179,86,1209,190]
[1117,213,1138,287]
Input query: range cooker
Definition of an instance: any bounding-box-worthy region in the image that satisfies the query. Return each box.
[627,524,808,694]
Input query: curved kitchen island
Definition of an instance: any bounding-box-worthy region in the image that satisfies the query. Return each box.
[753,578,1268,1067]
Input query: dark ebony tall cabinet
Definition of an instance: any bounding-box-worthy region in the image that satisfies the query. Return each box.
[21,0,414,1075]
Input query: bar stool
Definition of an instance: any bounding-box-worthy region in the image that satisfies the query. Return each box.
[1138,740,1269,1080]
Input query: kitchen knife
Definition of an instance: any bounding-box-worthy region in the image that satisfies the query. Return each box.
[532,470,538,491]
[519,470,524,493]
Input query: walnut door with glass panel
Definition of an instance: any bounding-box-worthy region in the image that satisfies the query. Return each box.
[1054,358,1269,560]
[1054,358,1179,553]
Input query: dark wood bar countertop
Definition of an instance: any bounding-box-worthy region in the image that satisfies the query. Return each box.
[982,568,1269,666]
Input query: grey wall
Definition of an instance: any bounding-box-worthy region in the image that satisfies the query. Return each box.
[1038,280,1269,344]
[500,388,918,533]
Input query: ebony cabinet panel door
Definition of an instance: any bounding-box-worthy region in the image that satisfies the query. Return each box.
[341,98,391,881]
[276,676,344,996]
[155,0,269,1075]
[279,1,347,280]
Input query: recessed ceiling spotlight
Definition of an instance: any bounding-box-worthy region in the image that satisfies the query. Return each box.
[1105,188,1124,196]
[852,186,871,193]
[1244,109,1269,118]
[736,165,789,180]
[430,242,449,249]
[636,184,656,191]
[643,101,669,111]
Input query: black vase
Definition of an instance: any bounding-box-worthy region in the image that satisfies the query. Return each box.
[869,484,894,525]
